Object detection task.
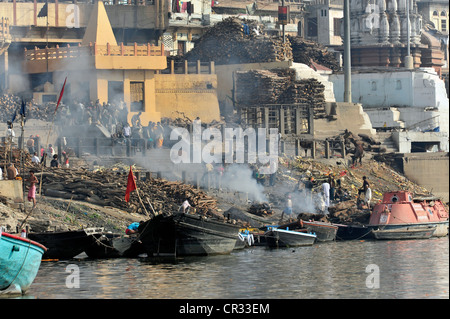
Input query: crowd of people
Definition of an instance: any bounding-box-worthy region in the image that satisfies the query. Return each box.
[1,93,172,157]
[112,115,168,150]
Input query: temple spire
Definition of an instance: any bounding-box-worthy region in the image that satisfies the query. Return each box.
[81,0,117,46]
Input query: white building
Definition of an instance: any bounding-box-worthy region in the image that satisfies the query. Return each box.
[329,67,449,151]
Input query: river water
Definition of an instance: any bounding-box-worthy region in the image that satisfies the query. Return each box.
[21,237,449,300]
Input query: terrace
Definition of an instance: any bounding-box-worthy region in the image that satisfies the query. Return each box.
[23,42,166,73]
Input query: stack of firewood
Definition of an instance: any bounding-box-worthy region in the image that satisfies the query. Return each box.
[288,36,340,72]
[0,143,32,171]
[235,69,326,117]
[279,79,326,117]
[185,17,292,65]
[235,70,290,105]
[247,202,273,217]
[34,167,220,218]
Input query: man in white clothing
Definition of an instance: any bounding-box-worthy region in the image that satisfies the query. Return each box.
[364,187,372,208]
[322,181,330,213]
[179,199,191,214]
[31,152,40,165]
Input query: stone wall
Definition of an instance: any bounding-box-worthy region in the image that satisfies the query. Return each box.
[401,152,449,202]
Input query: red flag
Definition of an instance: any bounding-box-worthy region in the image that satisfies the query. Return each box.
[125,166,137,202]
[54,77,67,114]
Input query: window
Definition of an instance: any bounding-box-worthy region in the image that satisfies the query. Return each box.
[433,11,438,16]
[334,18,342,36]
[130,82,144,112]
[321,9,327,17]
[177,41,186,56]
[441,19,447,32]
[441,11,446,16]
[307,18,318,37]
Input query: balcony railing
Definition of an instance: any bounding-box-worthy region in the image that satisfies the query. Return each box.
[24,42,164,61]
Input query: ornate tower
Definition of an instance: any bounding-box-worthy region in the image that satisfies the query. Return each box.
[347,0,425,68]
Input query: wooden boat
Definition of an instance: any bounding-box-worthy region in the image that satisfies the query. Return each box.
[265,227,317,248]
[369,191,449,240]
[335,224,373,240]
[278,220,338,242]
[372,225,437,240]
[138,213,240,257]
[84,233,145,258]
[27,228,103,259]
[1,231,47,295]
[250,230,268,246]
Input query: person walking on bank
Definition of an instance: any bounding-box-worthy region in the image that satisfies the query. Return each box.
[358,176,370,198]
[322,179,330,213]
[62,151,70,168]
[27,170,38,209]
[357,176,370,206]
[328,174,336,202]
[352,142,364,168]
[364,186,372,208]
[304,176,315,207]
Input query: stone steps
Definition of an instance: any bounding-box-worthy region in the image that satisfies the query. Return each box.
[374,132,398,153]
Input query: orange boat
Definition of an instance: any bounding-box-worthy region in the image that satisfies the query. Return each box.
[369,191,449,240]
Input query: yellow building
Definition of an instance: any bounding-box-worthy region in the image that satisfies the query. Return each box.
[22,0,221,125]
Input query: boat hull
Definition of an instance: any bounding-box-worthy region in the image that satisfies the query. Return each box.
[302,221,338,242]
[371,224,437,240]
[335,224,374,240]
[138,214,240,257]
[28,229,101,259]
[369,191,449,239]
[1,232,46,294]
[265,229,316,248]
[84,233,145,258]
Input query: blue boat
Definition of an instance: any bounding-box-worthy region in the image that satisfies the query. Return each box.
[0,231,47,295]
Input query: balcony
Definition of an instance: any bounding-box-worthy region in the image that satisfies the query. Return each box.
[23,42,167,73]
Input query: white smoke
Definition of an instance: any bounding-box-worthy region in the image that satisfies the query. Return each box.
[220,164,267,202]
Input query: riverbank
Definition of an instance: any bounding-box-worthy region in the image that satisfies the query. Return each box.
[1,154,445,235]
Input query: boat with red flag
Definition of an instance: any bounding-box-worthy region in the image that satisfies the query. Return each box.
[369,191,449,240]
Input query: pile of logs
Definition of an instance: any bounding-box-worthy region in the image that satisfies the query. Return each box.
[185,17,292,65]
[235,70,290,105]
[279,79,326,116]
[328,200,371,225]
[35,167,220,218]
[235,69,326,118]
[288,36,340,72]
[247,202,273,217]
[1,143,32,171]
